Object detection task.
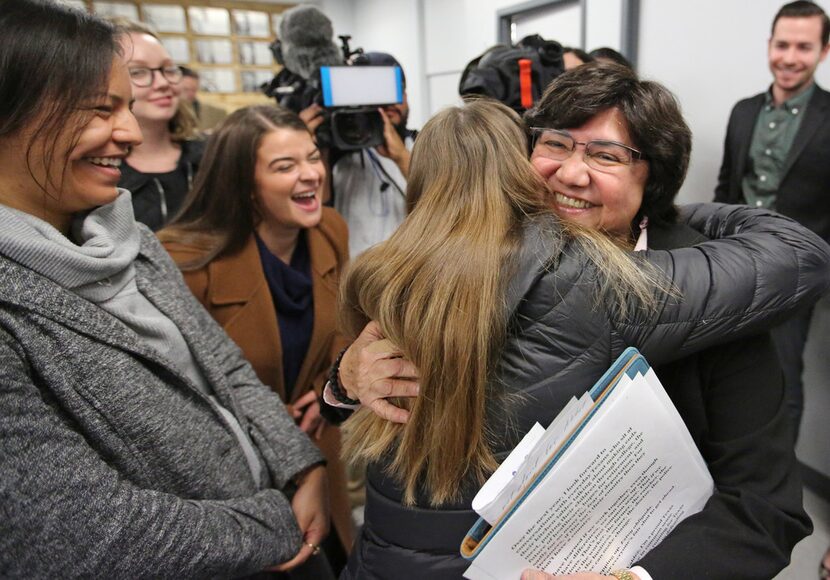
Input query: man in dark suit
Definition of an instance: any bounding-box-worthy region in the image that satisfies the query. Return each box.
[715,0,830,441]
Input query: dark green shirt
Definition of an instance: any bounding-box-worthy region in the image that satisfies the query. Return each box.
[742,84,815,209]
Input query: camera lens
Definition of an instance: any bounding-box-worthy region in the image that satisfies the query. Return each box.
[338,113,373,146]
[331,109,385,150]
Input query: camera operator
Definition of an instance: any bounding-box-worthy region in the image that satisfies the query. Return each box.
[264,7,415,257]
[328,52,416,258]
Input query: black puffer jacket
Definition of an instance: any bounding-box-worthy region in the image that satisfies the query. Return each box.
[342,204,830,580]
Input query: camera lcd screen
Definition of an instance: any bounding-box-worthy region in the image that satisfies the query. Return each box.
[320,66,403,107]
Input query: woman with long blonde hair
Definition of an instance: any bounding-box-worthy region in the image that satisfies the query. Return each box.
[340,98,658,505]
[330,98,829,579]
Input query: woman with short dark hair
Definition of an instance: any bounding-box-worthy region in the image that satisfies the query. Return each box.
[524,61,690,234]
[518,61,811,580]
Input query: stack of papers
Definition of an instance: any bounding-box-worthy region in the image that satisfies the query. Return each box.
[461,348,714,580]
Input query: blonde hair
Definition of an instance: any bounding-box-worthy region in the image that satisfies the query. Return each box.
[340,98,662,506]
[112,17,199,141]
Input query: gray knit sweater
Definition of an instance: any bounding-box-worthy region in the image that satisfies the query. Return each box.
[0,200,324,578]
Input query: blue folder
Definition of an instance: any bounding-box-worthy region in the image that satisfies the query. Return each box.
[460,347,651,560]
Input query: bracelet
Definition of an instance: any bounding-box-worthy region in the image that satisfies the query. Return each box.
[327,347,360,406]
[610,571,635,580]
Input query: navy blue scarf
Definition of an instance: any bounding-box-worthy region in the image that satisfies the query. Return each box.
[255,231,314,400]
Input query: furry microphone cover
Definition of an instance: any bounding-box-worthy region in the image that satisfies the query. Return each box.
[278,5,343,79]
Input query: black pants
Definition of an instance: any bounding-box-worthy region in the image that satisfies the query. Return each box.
[770,304,816,443]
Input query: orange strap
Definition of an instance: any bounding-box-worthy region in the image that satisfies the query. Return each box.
[518,58,533,109]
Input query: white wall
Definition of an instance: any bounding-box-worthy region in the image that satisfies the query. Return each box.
[314,0,355,35]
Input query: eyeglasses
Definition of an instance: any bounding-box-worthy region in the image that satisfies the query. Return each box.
[530,127,645,172]
[128,65,184,87]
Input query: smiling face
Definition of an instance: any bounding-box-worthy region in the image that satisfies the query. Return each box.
[768,15,830,103]
[530,107,648,240]
[125,32,180,126]
[253,128,324,233]
[61,58,142,213]
[1,57,142,230]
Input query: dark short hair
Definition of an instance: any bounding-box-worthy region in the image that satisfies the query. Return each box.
[772,1,830,45]
[0,0,119,191]
[354,51,406,88]
[180,66,199,80]
[165,105,310,268]
[525,62,691,228]
[563,47,594,64]
[588,47,632,69]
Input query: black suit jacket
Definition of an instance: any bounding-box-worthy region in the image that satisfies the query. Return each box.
[715,84,830,242]
[634,224,811,579]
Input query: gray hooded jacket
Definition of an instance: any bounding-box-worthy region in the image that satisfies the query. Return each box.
[0,223,323,578]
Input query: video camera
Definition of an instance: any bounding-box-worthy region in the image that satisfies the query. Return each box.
[265,18,404,151]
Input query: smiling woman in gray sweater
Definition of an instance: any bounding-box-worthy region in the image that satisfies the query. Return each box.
[0,2,327,578]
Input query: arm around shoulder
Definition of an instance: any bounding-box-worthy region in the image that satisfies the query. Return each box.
[619,203,830,361]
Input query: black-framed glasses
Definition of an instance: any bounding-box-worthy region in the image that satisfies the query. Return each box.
[530,127,644,171]
[128,65,183,87]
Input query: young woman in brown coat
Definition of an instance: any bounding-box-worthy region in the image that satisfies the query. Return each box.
[159,105,353,576]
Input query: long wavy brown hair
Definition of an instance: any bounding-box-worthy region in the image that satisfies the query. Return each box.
[339,99,660,506]
[157,105,309,269]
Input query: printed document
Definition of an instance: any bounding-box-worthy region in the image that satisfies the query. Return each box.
[462,366,713,580]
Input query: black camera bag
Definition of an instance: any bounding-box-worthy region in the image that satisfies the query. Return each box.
[458,34,565,112]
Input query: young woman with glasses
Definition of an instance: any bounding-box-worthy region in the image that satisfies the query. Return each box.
[116,20,204,231]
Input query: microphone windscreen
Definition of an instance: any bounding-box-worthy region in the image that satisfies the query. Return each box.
[278,5,344,79]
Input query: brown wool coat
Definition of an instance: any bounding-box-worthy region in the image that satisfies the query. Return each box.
[161,207,354,552]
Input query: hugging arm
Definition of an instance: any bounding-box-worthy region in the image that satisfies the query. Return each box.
[330,204,830,422]
[617,203,830,363]
[324,321,419,424]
